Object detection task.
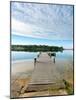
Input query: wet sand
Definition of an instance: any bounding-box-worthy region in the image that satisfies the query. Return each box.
[11,60,34,98]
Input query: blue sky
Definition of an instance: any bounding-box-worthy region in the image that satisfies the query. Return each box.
[11,2,73,48]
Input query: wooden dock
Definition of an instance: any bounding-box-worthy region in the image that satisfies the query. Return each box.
[22,53,65,93]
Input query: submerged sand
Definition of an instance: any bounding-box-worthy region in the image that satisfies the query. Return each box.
[11,60,34,76]
[11,60,34,98]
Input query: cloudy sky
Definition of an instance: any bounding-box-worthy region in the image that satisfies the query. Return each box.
[11,2,73,48]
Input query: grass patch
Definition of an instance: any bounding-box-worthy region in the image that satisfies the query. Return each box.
[63,79,74,95]
[48,85,64,94]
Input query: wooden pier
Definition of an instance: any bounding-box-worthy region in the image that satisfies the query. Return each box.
[21,53,65,94]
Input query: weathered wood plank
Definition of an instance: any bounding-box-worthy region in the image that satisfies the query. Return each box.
[24,53,64,92]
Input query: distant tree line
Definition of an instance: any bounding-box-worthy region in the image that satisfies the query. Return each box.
[11,45,64,52]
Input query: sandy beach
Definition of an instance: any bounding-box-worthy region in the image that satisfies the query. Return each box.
[11,60,34,98]
[11,53,73,98]
[11,60,34,76]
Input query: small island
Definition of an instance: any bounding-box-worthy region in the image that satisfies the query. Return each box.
[11,45,64,52]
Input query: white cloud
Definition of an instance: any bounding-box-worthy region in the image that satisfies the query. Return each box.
[12,18,32,35]
[11,18,52,39]
[11,3,73,40]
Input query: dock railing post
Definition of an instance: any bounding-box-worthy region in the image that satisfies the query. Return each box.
[53,57,55,64]
[34,58,37,66]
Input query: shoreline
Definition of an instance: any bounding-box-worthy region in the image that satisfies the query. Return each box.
[11,60,34,76]
[11,60,35,98]
[11,59,34,64]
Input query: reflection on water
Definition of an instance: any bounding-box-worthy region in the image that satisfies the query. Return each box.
[56,50,73,60]
[12,51,39,61]
[12,50,73,62]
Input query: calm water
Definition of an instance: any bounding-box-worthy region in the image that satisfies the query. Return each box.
[56,50,73,60]
[12,51,39,61]
[11,50,73,62]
